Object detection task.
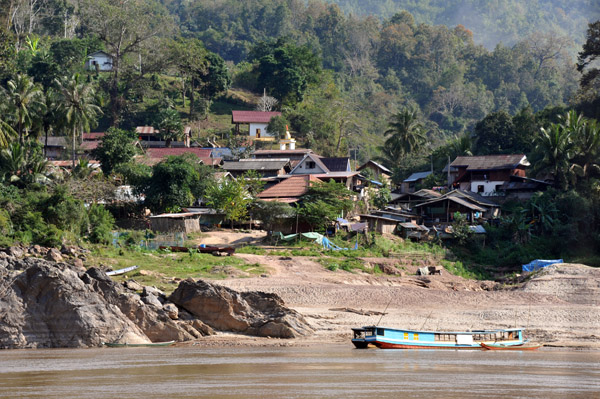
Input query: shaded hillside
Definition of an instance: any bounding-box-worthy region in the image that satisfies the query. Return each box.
[329,0,600,49]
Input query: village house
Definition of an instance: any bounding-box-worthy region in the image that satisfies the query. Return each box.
[84,51,113,71]
[413,189,501,225]
[232,110,281,140]
[401,171,432,193]
[40,136,67,159]
[357,160,392,184]
[447,154,530,196]
[388,188,442,210]
[136,126,193,148]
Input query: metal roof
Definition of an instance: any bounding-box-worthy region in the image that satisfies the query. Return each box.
[258,175,322,199]
[450,155,529,170]
[404,171,432,182]
[232,110,281,123]
[145,148,213,158]
[222,159,289,171]
[321,157,350,172]
[414,195,487,212]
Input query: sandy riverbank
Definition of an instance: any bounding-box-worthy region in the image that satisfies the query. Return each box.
[192,231,600,349]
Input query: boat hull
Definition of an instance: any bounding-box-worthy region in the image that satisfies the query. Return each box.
[352,326,527,350]
[481,342,542,351]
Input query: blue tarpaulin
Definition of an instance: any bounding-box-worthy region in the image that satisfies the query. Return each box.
[522,259,563,273]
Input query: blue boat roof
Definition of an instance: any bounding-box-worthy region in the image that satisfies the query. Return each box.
[362,326,523,334]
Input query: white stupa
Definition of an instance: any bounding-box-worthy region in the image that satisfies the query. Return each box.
[279,125,296,150]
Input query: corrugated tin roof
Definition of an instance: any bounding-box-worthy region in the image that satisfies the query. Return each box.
[145,148,212,158]
[450,155,529,170]
[321,157,350,172]
[448,189,499,207]
[149,212,200,219]
[253,149,313,157]
[258,175,321,199]
[232,110,281,123]
[414,195,487,212]
[404,171,432,182]
[413,189,442,198]
[80,141,99,151]
[290,153,330,174]
[222,159,289,171]
[136,126,158,134]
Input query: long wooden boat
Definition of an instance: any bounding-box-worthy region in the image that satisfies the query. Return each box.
[103,340,176,348]
[352,326,526,350]
[481,342,542,351]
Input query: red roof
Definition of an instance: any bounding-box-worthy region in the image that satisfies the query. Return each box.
[145,148,212,158]
[232,111,281,124]
[83,132,105,140]
[80,141,99,151]
[258,175,321,199]
[136,126,158,134]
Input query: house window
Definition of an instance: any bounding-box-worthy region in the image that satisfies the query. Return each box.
[495,184,503,192]
[306,161,316,169]
[256,128,261,138]
[477,185,484,193]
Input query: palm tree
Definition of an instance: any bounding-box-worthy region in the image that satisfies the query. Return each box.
[55,74,102,168]
[0,117,17,149]
[383,108,426,159]
[4,74,45,144]
[0,142,51,187]
[534,122,575,190]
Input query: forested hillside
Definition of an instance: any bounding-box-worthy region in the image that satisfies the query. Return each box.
[329,0,600,49]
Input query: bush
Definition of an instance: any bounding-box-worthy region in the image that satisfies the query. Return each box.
[88,204,115,244]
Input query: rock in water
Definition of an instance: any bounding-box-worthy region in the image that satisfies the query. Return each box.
[169,279,314,338]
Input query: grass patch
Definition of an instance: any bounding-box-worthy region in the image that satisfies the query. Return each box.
[319,257,369,273]
[440,259,490,280]
[236,245,267,255]
[87,245,266,293]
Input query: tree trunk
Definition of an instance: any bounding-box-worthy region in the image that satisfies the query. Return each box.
[72,126,76,169]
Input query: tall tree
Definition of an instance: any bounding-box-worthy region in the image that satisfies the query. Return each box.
[78,0,174,125]
[91,127,139,175]
[4,73,45,144]
[55,73,101,168]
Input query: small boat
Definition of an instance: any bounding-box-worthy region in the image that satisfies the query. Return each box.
[481,342,542,351]
[106,265,139,276]
[103,340,176,348]
[352,326,527,350]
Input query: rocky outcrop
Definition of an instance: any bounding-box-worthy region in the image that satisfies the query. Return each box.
[169,279,314,338]
[0,248,314,349]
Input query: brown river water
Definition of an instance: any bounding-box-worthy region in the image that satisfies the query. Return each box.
[0,344,598,398]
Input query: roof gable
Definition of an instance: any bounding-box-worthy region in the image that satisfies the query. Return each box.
[232,111,281,124]
[290,153,330,174]
[357,160,392,174]
[145,148,212,159]
[404,171,432,182]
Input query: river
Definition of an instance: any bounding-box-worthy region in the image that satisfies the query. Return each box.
[0,345,598,398]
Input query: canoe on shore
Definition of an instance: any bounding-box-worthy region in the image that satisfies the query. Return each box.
[481,342,542,351]
[159,245,235,255]
[106,265,139,276]
[103,340,176,348]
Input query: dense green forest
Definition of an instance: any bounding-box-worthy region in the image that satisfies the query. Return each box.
[328,0,600,49]
[0,0,600,268]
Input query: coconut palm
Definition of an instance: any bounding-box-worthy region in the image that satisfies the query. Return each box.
[55,74,102,168]
[534,122,576,190]
[0,117,17,149]
[383,108,426,159]
[4,74,45,144]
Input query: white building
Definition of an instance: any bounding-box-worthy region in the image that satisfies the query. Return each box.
[85,51,113,72]
[232,110,281,141]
